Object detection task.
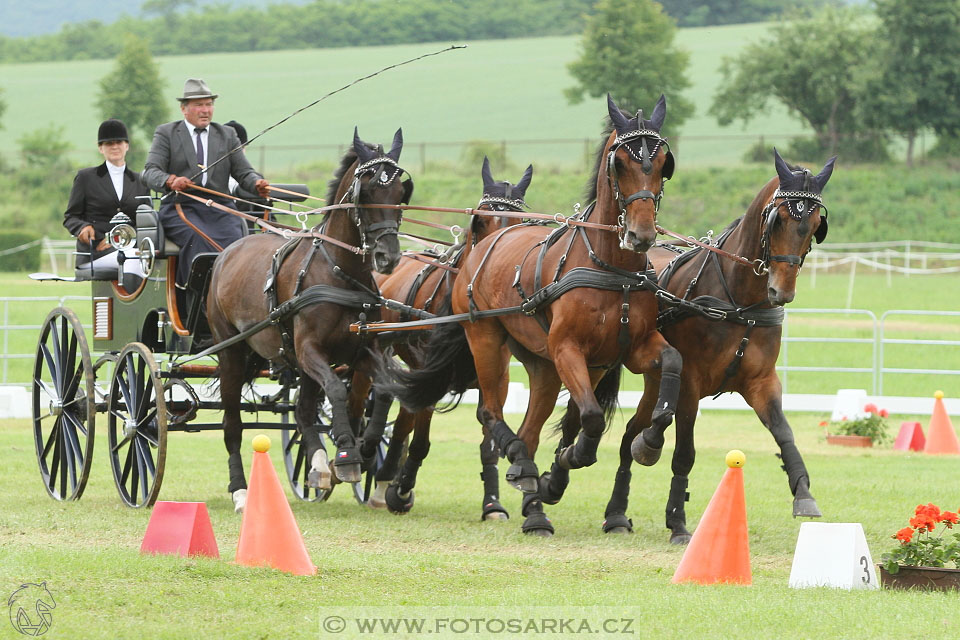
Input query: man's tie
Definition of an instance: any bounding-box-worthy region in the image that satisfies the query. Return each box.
[195,128,206,185]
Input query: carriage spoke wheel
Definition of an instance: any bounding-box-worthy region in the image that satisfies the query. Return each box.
[107,343,166,508]
[281,390,333,502]
[32,307,95,501]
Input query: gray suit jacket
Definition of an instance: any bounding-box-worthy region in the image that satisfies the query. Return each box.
[143,120,262,197]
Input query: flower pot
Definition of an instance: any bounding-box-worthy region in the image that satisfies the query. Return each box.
[826,434,874,448]
[879,565,960,591]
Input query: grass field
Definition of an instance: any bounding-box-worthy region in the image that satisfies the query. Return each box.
[0,23,808,172]
[1,405,958,639]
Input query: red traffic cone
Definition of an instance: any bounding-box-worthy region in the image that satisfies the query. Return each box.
[893,421,925,452]
[673,450,751,585]
[925,391,960,455]
[235,435,317,575]
[141,501,219,558]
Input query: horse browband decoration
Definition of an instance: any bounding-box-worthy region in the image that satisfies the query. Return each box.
[771,189,825,220]
[477,195,527,211]
[355,155,403,186]
[614,128,665,163]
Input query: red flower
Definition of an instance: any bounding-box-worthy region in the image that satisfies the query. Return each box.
[864,403,878,414]
[942,511,959,526]
[819,420,828,427]
[895,527,914,543]
[879,408,889,418]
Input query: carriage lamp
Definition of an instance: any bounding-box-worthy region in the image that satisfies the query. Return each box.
[108,212,136,250]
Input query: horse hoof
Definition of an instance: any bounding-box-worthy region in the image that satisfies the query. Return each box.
[385,484,414,514]
[482,501,509,521]
[793,497,822,518]
[630,430,662,466]
[602,513,633,534]
[506,460,539,493]
[307,449,332,490]
[521,512,554,537]
[368,481,389,509]
[333,463,362,484]
[670,532,692,545]
[232,489,247,514]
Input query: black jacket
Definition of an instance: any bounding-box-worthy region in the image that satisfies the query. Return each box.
[63,162,148,257]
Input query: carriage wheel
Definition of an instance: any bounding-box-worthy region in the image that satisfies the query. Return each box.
[107,342,167,508]
[281,389,333,502]
[32,307,96,501]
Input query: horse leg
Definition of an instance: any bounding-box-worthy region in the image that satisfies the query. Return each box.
[385,409,430,514]
[663,388,700,544]
[743,377,822,518]
[467,322,552,536]
[370,406,414,509]
[628,339,683,466]
[550,345,605,471]
[512,358,568,504]
[478,425,508,521]
[219,343,249,512]
[295,374,331,490]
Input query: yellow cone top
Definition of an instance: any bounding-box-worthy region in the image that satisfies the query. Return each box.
[252,434,271,453]
[935,390,944,400]
[726,450,746,468]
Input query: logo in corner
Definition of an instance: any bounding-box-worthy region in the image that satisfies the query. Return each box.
[8,582,56,636]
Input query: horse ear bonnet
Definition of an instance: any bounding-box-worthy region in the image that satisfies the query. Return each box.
[401,177,414,204]
[814,216,828,243]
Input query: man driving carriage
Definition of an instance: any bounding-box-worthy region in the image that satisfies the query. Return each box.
[142,78,271,289]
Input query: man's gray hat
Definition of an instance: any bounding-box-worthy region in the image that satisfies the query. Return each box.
[178,78,218,102]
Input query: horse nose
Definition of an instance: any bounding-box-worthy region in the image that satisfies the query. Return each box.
[768,286,795,306]
[373,249,398,274]
[622,229,655,253]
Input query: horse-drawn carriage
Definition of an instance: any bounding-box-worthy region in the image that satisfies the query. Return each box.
[31,153,394,510]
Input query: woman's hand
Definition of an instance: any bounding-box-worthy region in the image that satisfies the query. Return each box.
[77,225,96,245]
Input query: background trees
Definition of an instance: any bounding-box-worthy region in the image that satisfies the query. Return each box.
[565,0,694,135]
[94,35,168,167]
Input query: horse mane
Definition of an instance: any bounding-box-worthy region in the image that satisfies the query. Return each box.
[325,142,380,204]
[583,118,616,204]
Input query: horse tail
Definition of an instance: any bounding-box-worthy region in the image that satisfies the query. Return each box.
[553,365,622,435]
[375,319,476,413]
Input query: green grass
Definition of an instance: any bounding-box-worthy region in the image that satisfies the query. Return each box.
[0,24,807,174]
[2,406,958,639]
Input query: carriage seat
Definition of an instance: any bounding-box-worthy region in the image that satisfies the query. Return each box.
[73,262,120,282]
[136,204,179,257]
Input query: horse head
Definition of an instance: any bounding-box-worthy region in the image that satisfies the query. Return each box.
[762,148,836,305]
[350,127,414,274]
[604,94,675,253]
[472,156,532,243]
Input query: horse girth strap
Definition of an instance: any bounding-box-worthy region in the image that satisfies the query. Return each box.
[520,267,654,316]
[176,283,380,365]
[657,295,784,330]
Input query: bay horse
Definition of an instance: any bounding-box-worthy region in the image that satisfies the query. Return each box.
[207,127,413,512]
[361,157,530,516]
[381,95,681,536]
[595,149,835,541]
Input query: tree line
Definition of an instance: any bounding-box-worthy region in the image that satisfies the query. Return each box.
[0,0,830,63]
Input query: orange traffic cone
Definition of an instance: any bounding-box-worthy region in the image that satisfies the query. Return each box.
[672,450,751,585]
[235,435,317,576]
[140,501,219,558]
[924,391,960,455]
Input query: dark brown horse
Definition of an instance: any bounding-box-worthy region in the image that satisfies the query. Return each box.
[596,149,835,541]
[361,157,530,516]
[382,95,681,536]
[207,128,413,512]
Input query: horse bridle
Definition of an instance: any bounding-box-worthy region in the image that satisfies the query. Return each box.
[341,155,408,256]
[605,128,674,248]
[757,186,829,275]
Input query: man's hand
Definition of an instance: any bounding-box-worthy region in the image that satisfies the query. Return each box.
[165,175,195,192]
[255,179,271,199]
[77,225,96,245]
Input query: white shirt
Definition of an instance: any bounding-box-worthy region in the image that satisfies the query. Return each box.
[106,162,126,200]
[185,120,208,186]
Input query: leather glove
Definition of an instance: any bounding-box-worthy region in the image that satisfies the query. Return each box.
[255,178,271,199]
[165,175,194,192]
[77,225,96,245]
